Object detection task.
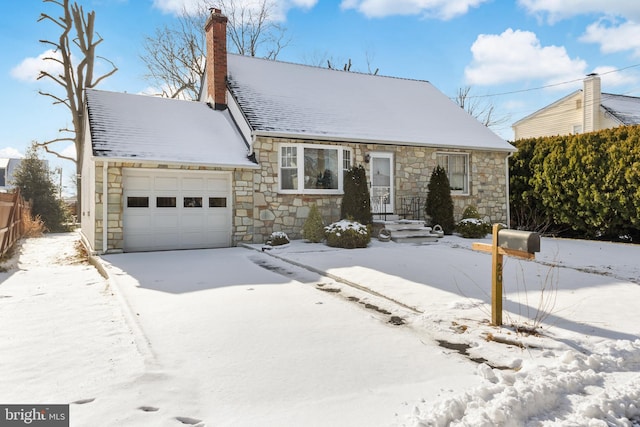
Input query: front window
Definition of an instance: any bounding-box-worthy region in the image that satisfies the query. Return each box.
[279,144,352,193]
[437,153,469,194]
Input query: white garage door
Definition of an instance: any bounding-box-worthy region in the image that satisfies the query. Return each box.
[123,169,232,252]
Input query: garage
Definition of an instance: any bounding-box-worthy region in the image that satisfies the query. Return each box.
[123,169,232,252]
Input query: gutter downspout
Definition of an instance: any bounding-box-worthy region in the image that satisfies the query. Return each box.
[102,161,108,254]
[505,152,513,228]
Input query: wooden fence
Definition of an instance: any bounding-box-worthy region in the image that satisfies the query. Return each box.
[0,190,29,257]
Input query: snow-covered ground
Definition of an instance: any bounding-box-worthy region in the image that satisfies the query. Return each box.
[1,232,639,426]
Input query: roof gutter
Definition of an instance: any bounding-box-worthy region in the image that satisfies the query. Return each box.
[251,130,516,153]
[91,156,260,170]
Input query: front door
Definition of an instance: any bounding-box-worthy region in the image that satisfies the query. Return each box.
[369,153,394,215]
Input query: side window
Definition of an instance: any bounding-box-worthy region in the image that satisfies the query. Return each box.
[436,153,469,194]
[280,146,298,190]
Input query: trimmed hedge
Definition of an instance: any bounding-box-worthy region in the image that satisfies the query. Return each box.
[510,126,640,241]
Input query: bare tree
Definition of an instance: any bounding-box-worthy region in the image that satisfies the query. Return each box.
[455,86,510,129]
[140,0,289,100]
[223,0,288,59]
[141,12,206,100]
[37,0,117,204]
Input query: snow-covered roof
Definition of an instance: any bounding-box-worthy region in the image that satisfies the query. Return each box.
[85,89,257,168]
[601,93,640,125]
[226,55,515,152]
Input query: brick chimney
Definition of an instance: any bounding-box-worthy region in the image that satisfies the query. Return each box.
[583,73,601,132]
[204,8,228,110]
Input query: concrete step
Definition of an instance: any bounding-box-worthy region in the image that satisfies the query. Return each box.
[383,222,429,232]
[387,229,436,239]
[391,235,440,244]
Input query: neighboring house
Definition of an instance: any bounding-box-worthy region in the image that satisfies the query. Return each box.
[0,158,25,192]
[81,9,515,254]
[513,73,640,140]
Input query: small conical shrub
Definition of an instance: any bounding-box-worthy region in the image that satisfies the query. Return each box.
[341,165,372,225]
[302,204,325,242]
[425,165,455,234]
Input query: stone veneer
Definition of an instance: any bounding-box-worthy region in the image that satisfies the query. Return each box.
[247,137,510,244]
[92,143,509,251]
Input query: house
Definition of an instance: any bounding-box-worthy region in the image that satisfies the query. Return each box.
[512,73,640,140]
[0,158,26,192]
[80,9,515,253]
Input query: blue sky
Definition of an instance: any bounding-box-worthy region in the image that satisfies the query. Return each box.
[3,0,640,184]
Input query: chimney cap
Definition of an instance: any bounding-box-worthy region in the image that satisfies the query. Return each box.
[586,72,599,77]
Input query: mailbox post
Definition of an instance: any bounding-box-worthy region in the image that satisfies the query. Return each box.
[472,224,540,326]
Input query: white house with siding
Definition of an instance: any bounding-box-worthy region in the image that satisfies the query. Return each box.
[513,74,640,140]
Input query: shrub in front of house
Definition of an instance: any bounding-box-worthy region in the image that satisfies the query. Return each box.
[456,206,491,238]
[302,204,325,243]
[325,220,370,249]
[341,165,372,225]
[266,231,290,246]
[425,165,455,234]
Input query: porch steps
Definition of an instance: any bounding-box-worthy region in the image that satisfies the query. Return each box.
[375,220,442,244]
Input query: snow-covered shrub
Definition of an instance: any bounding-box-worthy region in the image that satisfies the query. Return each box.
[302,204,325,243]
[266,231,289,246]
[325,220,370,249]
[456,206,491,238]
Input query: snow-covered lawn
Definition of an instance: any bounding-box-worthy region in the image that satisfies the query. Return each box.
[1,232,639,426]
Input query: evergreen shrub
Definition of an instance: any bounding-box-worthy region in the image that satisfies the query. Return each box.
[302,204,325,243]
[266,231,289,246]
[341,165,372,225]
[325,220,370,249]
[456,205,491,238]
[425,166,455,234]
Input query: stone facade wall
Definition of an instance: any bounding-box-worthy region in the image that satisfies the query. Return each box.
[90,145,509,251]
[248,137,511,244]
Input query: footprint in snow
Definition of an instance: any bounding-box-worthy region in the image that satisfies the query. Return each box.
[138,406,159,412]
[72,398,95,405]
[176,416,204,425]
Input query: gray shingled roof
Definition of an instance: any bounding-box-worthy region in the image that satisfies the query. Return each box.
[602,93,640,125]
[85,89,257,168]
[226,54,515,152]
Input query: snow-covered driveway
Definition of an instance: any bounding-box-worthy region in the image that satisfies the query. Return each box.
[101,248,481,427]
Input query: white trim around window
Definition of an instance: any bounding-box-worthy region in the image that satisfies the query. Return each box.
[436,152,469,195]
[278,143,353,194]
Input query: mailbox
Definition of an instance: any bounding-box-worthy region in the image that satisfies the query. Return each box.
[497,229,540,254]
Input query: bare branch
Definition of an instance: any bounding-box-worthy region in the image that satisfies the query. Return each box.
[140,0,289,100]
[38,0,117,210]
[40,144,76,163]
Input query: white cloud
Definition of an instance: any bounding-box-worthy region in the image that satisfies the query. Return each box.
[518,0,640,23]
[591,65,640,89]
[0,147,24,159]
[11,49,63,83]
[464,28,586,87]
[580,18,640,57]
[60,144,77,162]
[340,0,489,20]
[152,0,317,21]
